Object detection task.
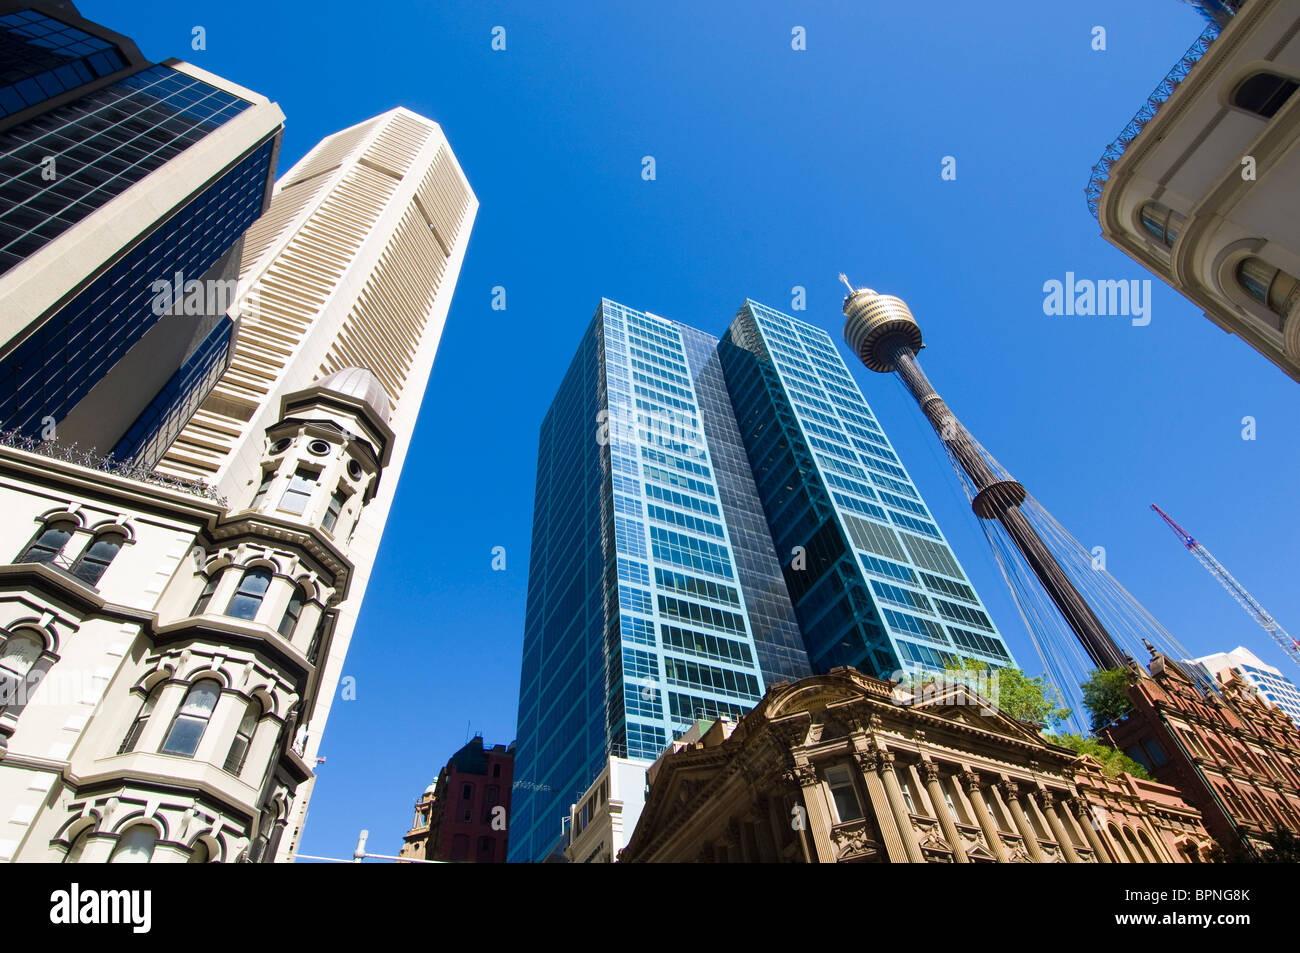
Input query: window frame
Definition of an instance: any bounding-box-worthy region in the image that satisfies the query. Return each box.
[70,531,125,587]
[159,678,222,757]
[225,566,273,622]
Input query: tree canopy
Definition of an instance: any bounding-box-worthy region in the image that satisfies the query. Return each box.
[1046,733,1151,780]
[1081,667,1134,728]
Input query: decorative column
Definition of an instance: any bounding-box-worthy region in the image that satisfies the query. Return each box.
[787,762,837,863]
[921,762,968,863]
[852,751,909,863]
[872,751,925,863]
[1039,789,1082,863]
[1000,781,1046,862]
[1069,796,1113,862]
[960,771,1010,862]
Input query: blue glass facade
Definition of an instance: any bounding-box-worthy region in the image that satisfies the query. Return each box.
[111,315,235,468]
[0,64,253,275]
[511,301,772,862]
[0,8,127,120]
[0,133,274,438]
[719,300,1016,678]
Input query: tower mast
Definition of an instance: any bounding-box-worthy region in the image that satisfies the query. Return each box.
[839,278,1129,671]
[1151,503,1300,672]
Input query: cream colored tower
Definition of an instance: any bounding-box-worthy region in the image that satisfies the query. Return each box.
[157,107,477,858]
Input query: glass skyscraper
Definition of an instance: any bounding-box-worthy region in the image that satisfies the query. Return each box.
[0,2,283,466]
[511,298,1015,862]
[720,300,1015,676]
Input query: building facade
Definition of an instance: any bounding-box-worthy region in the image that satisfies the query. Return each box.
[563,753,658,863]
[0,364,392,862]
[1089,0,1300,382]
[1192,645,1300,727]
[154,108,476,858]
[620,668,1209,863]
[0,107,475,863]
[511,298,1015,862]
[721,300,1016,677]
[398,738,514,863]
[1100,645,1300,858]
[0,1,284,463]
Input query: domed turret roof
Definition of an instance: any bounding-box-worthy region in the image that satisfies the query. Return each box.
[314,366,392,423]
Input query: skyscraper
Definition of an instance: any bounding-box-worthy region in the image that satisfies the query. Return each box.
[0,1,284,463]
[511,298,1013,862]
[0,108,474,864]
[156,107,476,858]
[1190,646,1300,727]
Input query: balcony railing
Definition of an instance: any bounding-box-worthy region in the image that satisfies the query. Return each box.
[1085,16,1230,218]
[0,428,226,505]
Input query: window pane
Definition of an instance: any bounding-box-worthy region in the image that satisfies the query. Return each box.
[161,716,205,755]
[109,826,156,863]
[0,631,43,676]
[179,680,220,717]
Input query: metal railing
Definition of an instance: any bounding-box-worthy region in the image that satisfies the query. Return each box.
[1085,19,1227,218]
[0,428,226,505]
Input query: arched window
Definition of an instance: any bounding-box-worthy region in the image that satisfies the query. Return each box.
[225,568,272,621]
[1232,71,1298,119]
[63,826,92,863]
[109,825,157,863]
[187,840,210,864]
[71,533,124,587]
[1236,257,1300,318]
[119,682,163,754]
[160,679,221,756]
[192,574,219,615]
[1138,201,1181,247]
[278,585,308,639]
[0,629,45,708]
[18,521,74,564]
[223,699,262,774]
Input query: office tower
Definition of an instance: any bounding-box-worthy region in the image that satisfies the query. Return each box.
[1087,0,1300,383]
[720,300,1017,677]
[0,1,284,463]
[157,108,476,858]
[1191,646,1300,727]
[398,738,514,863]
[0,109,474,863]
[512,300,805,862]
[512,298,1012,862]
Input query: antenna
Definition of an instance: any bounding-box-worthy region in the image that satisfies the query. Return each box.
[838,273,855,294]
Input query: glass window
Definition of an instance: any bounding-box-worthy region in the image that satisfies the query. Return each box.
[71,533,124,586]
[109,826,157,863]
[223,701,260,774]
[250,471,275,508]
[1236,257,1300,318]
[1232,71,1298,119]
[160,679,221,756]
[19,521,72,563]
[187,840,210,864]
[824,763,865,823]
[118,683,162,754]
[322,489,346,533]
[1138,202,1180,247]
[462,783,473,800]
[278,468,317,516]
[192,574,218,615]
[0,629,43,682]
[278,585,307,638]
[225,567,272,621]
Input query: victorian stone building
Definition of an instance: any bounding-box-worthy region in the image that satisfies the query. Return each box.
[1100,645,1300,859]
[621,668,1210,863]
[0,366,392,862]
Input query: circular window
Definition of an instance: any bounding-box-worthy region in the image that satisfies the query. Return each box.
[308,439,332,457]
[270,438,291,454]
[347,459,364,481]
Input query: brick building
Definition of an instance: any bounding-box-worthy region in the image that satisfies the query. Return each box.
[398,737,514,863]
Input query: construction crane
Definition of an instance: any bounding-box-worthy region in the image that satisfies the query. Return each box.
[1151,503,1300,672]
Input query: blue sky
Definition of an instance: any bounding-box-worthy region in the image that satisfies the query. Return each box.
[87,0,1300,859]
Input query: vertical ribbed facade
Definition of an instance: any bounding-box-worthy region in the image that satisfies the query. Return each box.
[155,108,477,858]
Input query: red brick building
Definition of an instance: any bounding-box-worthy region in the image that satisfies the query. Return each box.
[1100,644,1300,858]
[398,737,514,863]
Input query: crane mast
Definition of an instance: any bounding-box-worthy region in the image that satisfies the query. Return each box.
[1151,504,1300,672]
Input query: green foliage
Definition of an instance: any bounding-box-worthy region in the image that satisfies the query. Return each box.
[1081,667,1134,728]
[1047,733,1151,780]
[934,658,1073,731]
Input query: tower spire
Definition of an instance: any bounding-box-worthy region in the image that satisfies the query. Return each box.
[841,285,1128,671]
